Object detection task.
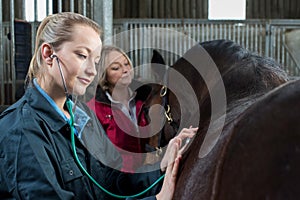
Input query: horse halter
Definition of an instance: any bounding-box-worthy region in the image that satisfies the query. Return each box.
[160,85,173,123]
[159,85,173,124]
[158,84,179,136]
[148,66,180,157]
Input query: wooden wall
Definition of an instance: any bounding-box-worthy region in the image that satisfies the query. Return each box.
[113,0,208,18]
[246,0,300,19]
[113,0,300,19]
[3,0,298,20]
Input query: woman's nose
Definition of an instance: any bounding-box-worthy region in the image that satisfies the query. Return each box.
[86,61,97,76]
[122,65,130,73]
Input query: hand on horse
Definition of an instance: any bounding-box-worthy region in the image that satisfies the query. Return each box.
[156,135,181,200]
[156,126,197,200]
[160,126,198,172]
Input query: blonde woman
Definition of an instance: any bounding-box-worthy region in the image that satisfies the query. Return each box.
[0,13,197,200]
[88,45,154,173]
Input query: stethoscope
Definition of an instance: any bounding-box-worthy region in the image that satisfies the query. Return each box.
[51,54,165,199]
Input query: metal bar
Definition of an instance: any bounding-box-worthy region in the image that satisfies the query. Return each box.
[82,0,87,16]
[228,23,231,41]
[209,23,213,40]
[31,22,37,56]
[138,23,143,77]
[171,22,175,64]
[134,24,138,75]
[214,23,217,40]
[245,23,249,49]
[281,29,286,74]
[58,0,62,12]
[276,28,281,67]
[195,22,198,42]
[205,23,209,41]
[174,23,178,58]
[90,0,93,17]
[259,24,266,55]
[46,0,49,16]
[129,23,134,73]
[3,24,9,104]
[200,23,203,43]
[70,0,75,12]
[223,23,226,39]
[34,0,38,21]
[102,0,113,44]
[237,22,240,44]
[265,23,270,57]
[180,22,184,56]
[188,23,191,47]
[10,0,16,103]
[250,25,253,51]
[0,0,4,104]
[254,23,258,53]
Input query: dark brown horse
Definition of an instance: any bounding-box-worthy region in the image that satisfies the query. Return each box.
[146,39,300,199]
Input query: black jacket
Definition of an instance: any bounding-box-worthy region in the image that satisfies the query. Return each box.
[0,85,161,200]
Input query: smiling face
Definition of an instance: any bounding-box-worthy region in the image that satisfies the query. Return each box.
[52,24,102,96]
[105,50,133,90]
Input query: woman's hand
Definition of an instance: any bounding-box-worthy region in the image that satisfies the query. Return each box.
[156,136,181,200]
[156,126,198,200]
[160,126,198,172]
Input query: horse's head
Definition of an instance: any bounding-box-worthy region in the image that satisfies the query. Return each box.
[143,49,181,149]
[169,40,289,125]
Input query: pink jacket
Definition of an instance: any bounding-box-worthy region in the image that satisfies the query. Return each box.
[87,85,152,172]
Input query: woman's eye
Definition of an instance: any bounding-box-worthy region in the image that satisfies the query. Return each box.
[112,66,120,70]
[109,64,121,70]
[78,54,87,59]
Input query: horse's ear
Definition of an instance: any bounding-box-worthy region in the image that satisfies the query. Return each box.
[151,49,166,65]
[151,49,166,82]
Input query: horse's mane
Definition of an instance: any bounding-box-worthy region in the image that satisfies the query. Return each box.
[192,39,290,152]
[199,39,289,105]
[160,40,289,139]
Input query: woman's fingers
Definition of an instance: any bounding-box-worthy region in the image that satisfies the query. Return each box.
[156,143,181,200]
[177,127,198,139]
[157,126,198,200]
[160,136,181,171]
[176,126,198,148]
[160,126,198,171]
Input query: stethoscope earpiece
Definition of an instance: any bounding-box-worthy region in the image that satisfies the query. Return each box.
[51,54,69,98]
[50,54,57,59]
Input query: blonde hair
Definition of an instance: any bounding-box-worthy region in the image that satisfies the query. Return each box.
[26,12,101,84]
[98,45,133,91]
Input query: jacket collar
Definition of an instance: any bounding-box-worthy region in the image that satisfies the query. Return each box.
[25,85,68,132]
[27,82,90,136]
[95,79,152,104]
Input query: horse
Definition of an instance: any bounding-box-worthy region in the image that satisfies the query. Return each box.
[144,39,300,199]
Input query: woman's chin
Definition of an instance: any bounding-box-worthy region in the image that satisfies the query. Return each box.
[116,79,132,87]
[72,86,87,97]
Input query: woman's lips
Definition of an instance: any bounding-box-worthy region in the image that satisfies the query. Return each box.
[78,77,91,85]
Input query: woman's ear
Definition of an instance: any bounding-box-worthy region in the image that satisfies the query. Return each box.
[41,43,54,65]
